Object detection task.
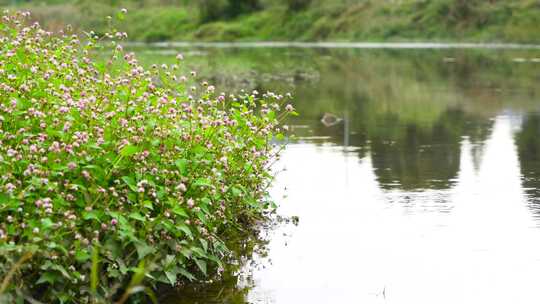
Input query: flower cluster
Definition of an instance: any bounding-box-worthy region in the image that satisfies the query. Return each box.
[0,10,293,302]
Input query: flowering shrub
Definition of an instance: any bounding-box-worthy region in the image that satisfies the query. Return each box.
[0,10,294,303]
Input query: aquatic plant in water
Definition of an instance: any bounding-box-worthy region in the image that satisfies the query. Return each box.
[0,10,295,303]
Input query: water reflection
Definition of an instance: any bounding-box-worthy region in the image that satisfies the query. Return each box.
[156,48,540,303]
[516,114,540,222]
[252,115,540,304]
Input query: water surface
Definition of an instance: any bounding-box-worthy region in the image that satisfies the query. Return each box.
[148,46,540,303]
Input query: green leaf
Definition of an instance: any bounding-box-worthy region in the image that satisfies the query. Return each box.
[143,200,154,210]
[191,247,207,258]
[120,145,139,157]
[179,247,191,259]
[75,249,91,262]
[164,270,177,285]
[82,211,101,222]
[207,254,223,268]
[200,239,208,252]
[177,267,195,281]
[171,206,188,217]
[243,163,253,173]
[175,159,188,175]
[134,241,154,259]
[162,255,175,268]
[194,178,211,187]
[231,187,242,197]
[84,165,106,180]
[177,224,193,239]
[267,110,276,120]
[41,218,54,229]
[0,192,11,203]
[116,12,125,21]
[48,242,68,255]
[118,259,129,275]
[37,272,59,285]
[194,259,207,275]
[196,211,207,225]
[192,145,206,157]
[129,212,145,222]
[122,176,138,192]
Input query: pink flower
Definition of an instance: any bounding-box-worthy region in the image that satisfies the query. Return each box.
[6,149,16,157]
[67,162,77,170]
[63,122,71,132]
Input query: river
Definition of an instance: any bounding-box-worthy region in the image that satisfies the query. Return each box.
[132,45,540,303]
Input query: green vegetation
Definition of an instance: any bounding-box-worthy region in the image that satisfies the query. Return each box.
[0,11,294,303]
[3,0,540,42]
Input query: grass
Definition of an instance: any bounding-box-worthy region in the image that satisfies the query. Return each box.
[4,0,540,43]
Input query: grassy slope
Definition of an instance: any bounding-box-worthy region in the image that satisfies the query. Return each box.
[8,0,540,42]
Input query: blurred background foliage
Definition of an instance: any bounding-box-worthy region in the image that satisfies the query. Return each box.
[1,0,539,42]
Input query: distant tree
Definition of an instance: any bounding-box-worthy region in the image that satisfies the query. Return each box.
[286,0,311,11]
[197,0,261,22]
[197,0,228,22]
[449,0,473,19]
[224,0,261,17]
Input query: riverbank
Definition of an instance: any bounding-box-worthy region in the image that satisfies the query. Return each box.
[8,0,540,43]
